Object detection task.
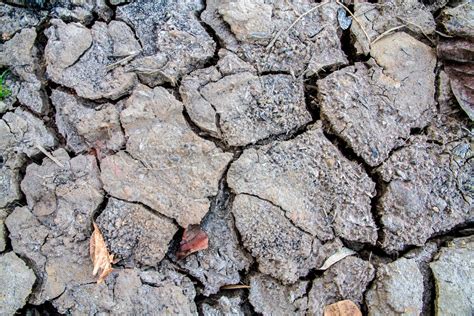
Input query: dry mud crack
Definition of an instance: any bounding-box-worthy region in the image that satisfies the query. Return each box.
[0,0,473,315]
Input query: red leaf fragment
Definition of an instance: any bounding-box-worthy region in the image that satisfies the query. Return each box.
[176,224,208,259]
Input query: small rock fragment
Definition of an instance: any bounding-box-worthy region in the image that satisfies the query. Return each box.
[366,258,424,316]
[308,257,375,315]
[101,85,232,227]
[376,137,472,253]
[228,123,376,244]
[201,295,244,316]
[51,89,125,155]
[430,236,474,316]
[97,198,177,267]
[319,32,436,166]
[0,252,36,315]
[249,273,308,315]
[45,19,139,100]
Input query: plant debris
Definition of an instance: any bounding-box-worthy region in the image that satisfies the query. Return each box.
[176,225,209,259]
[323,300,362,316]
[90,222,114,284]
[318,247,356,270]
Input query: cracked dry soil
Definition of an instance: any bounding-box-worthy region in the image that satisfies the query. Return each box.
[0,0,473,315]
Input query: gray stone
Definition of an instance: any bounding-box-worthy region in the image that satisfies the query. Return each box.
[376,136,472,253]
[96,198,177,267]
[0,252,36,315]
[100,85,233,227]
[307,257,375,315]
[249,273,308,316]
[318,32,436,166]
[176,188,253,296]
[0,4,46,40]
[228,123,377,244]
[201,295,244,316]
[440,2,474,37]
[51,89,125,155]
[231,194,343,283]
[366,258,424,316]
[203,0,347,75]
[430,236,474,316]
[351,0,435,54]
[117,0,214,86]
[17,80,49,115]
[45,19,139,100]
[0,167,22,208]
[181,52,312,145]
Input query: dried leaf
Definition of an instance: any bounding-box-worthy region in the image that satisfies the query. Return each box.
[90,222,114,284]
[176,224,208,259]
[323,300,362,316]
[318,247,356,270]
[438,38,474,120]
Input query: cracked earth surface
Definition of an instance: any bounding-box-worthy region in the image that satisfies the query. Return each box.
[0,0,473,315]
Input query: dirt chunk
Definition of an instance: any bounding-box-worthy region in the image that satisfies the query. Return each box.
[351,0,435,54]
[181,51,311,146]
[228,123,376,244]
[307,257,375,315]
[49,0,112,24]
[201,295,244,316]
[51,89,125,155]
[0,209,6,252]
[96,198,177,267]
[319,32,436,166]
[100,85,232,227]
[175,189,253,296]
[0,4,46,40]
[0,252,36,315]
[430,236,474,316]
[440,2,474,37]
[232,194,342,283]
[0,28,49,114]
[45,19,139,100]
[366,258,424,316]
[249,273,308,315]
[116,0,214,86]
[203,1,347,75]
[376,135,472,253]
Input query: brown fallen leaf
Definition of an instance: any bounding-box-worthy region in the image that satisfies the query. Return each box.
[90,222,114,284]
[323,300,362,316]
[176,224,208,259]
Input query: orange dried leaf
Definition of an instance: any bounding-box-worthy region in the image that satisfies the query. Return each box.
[176,224,208,259]
[90,222,114,284]
[323,300,362,316]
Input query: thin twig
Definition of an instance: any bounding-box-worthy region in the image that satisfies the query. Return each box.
[106,50,141,71]
[336,0,371,45]
[397,17,436,46]
[371,25,406,45]
[266,1,329,51]
[221,284,251,290]
[35,144,64,168]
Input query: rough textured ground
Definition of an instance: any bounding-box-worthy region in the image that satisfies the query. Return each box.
[0,0,472,315]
